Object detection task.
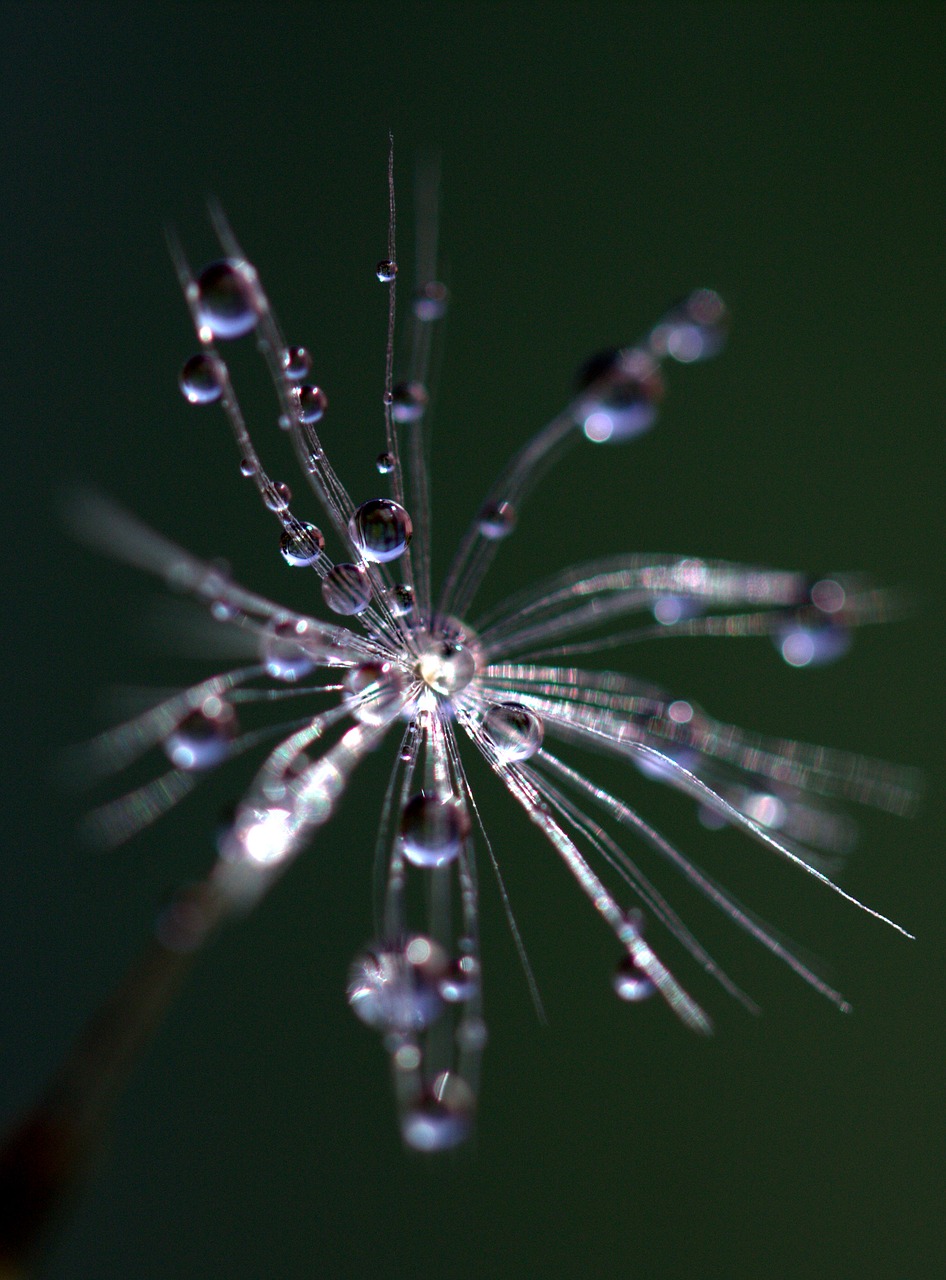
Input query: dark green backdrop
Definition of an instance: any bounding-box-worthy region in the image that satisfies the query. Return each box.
[2,4,943,1277]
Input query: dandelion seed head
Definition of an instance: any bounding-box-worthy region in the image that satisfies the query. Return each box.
[83,149,916,1154]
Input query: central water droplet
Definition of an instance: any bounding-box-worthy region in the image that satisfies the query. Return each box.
[196,260,260,340]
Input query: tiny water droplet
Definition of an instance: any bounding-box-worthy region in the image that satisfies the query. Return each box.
[196,259,260,340]
[482,702,544,761]
[164,699,236,771]
[279,522,325,567]
[179,353,223,404]
[239,457,257,478]
[260,619,315,683]
[775,621,851,668]
[477,501,516,540]
[263,482,292,512]
[347,936,447,1032]
[376,259,397,283]
[613,954,656,1002]
[321,562,372,615]
[400,792,470,867]
[577,348,663,442]
[391,381,428,424]
[376,451,395,474]
[296,384,328,424]
[349,498,413,564]
[343,662,408,725]
[282,345,312,380]
[401,1072,474,1152]
[649,289,728,363]
[386,583,414,617]
[413,281,448,321]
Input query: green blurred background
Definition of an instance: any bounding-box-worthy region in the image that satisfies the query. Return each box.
[2,3,944,1277]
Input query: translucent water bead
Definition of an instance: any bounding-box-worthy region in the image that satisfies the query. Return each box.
[178,353,223,404]
[482,702,544,761]
[391,381,428,423]
[282,346,312,381]
[349,499,413,564]
[375,259,397,283]
[401,1072,475,1152]
[613,953,656,1002]
[347,935,447,1032]
[296,384,328,424]
[477,501,516,540]
[260,619,316,683]
[321,562,372,615]
[196,259,261,340]
[400,792,470,867]
[343,662,408,725]
[163,698,236,771]
[649,289,728,364]
[279,522,325,567]
[576,347,664,443]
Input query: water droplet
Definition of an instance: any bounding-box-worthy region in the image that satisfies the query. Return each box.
[321,562,372,615]
[179,353,223,404]
[349,498,413,564]
[164,698,236,770]
[576,348,663,442]
[414,623,480,696]
[282,345,311,380]
[376,259,397,283]
[386,583,414,618]
[261,619,315,683]
[477,501,516,540]
[391,381,428,424]
[376,451,395,474]
[652,595,703,626]
[343,662,408,725]
[775,622,851,668]
[439,955,480,1003]
[400,791,470,867]
[279,522,325,567]
[263,482,292,512]
[196,259,260,340]
[401,1072,474,1152]
[296,384,328,424]
[413,280,448,321]
[347,936,447,1032]
[239,457,257,478]
[649,289,728,363]
[613,954,656,1002]
[811,578,846,614]
[482,702,544,761]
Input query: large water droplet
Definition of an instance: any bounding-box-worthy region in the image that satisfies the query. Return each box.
[414,624,479,697]
[347,936,447,1032]
[179,353,223,404]
[321,562,372,615]
[482,702,544,761]
[391,381,428,423]
[296,384,328,424]
[349,499,413,564]
[400,792,470,867]
[196,260,260,340]
[343,662,408,725]
[279,522,325,567]
[401,1072,474,1152]
[576,348,663,442]
[164,698,236,770]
